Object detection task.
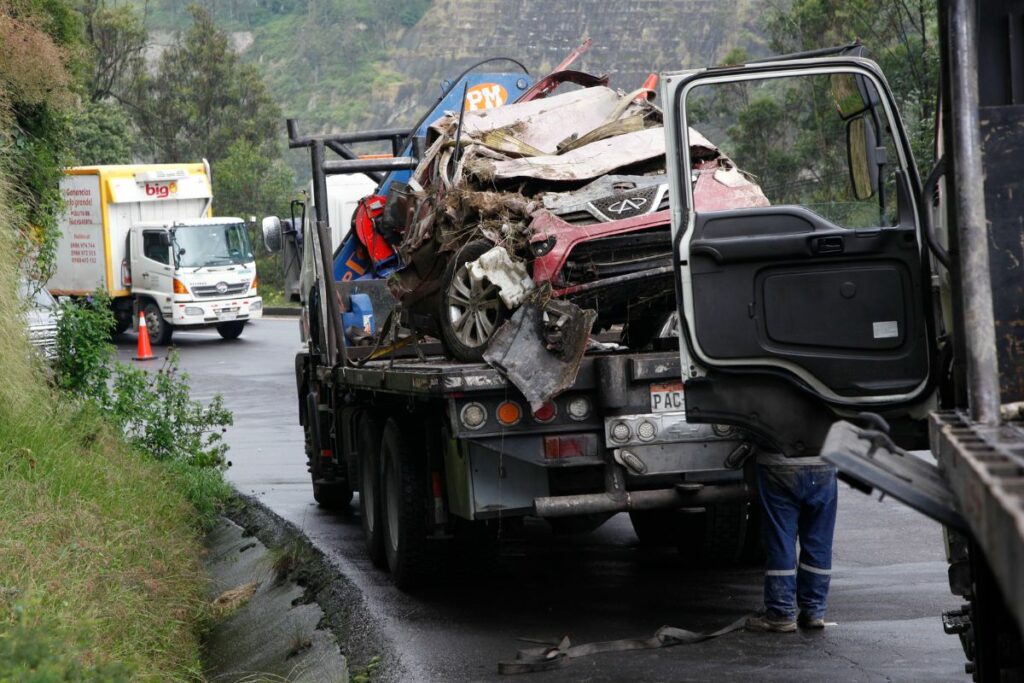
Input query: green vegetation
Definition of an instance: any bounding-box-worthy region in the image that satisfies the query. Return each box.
[0,188,220,679]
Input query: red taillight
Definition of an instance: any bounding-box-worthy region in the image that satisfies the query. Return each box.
[543,435,596,459]
[533,402,556,423]
[320,449,333,459]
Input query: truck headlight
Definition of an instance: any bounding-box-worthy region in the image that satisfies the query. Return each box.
[184,306,204,316]
[250,300,262,312]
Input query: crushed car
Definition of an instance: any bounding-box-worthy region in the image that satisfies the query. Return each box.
[377,77,768,378]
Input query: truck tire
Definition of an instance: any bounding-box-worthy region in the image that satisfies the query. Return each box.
[629,510,682,546]
[142,300,172,345]
[438,239,508,362]
[379,417,437,589]
[357,411,386,567]
[216,321,246,340]
[677,501,751,567]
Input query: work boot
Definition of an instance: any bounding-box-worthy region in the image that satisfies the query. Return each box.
[798,612,826,630]
[745,612,797,633]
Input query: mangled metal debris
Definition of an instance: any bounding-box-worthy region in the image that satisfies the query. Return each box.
[366,69,769,403]
[483,298,597,412]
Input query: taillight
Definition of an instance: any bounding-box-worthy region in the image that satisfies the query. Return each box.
[566,396,591,421]
[544,435,597,459]
[533,401,556,423]
[173,278,189,294]
[496,400,522,426]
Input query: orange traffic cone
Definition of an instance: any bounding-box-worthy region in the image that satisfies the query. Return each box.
[134,310,156,361]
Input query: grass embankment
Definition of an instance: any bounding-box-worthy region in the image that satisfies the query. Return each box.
[0,197,229,677]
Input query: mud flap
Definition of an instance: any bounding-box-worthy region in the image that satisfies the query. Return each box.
[822,420,967,533]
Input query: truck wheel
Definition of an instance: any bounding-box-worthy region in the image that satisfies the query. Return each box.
[216,321,247,340]
[142,300,172,345]
[357,411,386,567]
[380,417,437,588]
[439,240,508,362]
[312,480,353,508]
[677,501,750,566]
[629,510,683,546]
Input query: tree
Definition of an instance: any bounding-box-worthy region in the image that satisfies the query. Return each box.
[133,5,281,163]
[68,100,136,165]
[762,0,939,171]
[79,0,147,103]
[0,0,83,278]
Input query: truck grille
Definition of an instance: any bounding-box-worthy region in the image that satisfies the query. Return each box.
[192,281,250,298]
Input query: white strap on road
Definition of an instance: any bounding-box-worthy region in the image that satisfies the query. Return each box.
[497,614,752,675]
[798,562,832,575]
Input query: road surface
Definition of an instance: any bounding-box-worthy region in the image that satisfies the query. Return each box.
[118,319,968,682]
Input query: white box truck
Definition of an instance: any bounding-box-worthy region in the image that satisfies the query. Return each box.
[49,162,262,344]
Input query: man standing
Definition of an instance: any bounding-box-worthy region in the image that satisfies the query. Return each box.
[745,451,839,632]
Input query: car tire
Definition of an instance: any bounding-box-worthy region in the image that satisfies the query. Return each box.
[142,300,172,345]
[357,410,387,567]
[379,417,438,589]
[216,321,247,340]
[438,240,508,362]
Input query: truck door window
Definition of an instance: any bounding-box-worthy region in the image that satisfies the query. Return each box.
[142,230,170,264]
[685,72,900,229]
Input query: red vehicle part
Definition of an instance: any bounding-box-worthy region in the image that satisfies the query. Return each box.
[353,194,396,263]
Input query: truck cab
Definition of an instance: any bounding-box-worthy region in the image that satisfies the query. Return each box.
[127,217,262,343]
[661,52,937,456]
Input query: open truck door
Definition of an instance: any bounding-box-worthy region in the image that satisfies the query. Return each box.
[662,55,938,457]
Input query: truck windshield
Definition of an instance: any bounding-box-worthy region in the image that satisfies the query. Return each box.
[172,223,254,268]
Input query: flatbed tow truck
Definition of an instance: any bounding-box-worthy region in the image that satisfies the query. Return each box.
[269,57,761,589]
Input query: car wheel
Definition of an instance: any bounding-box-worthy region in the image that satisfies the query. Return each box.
[439,240,508,362]
[216,321,247,340]
[142,300,172,345]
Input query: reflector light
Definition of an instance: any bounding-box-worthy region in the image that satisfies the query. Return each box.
[713,423,735,437]
[496,400,522,426]
[173,278,189,294]
[320,449,333,458]
[533,402,556,423]
[611,421,631,443]
[637,420,657,441]
[460,402,487,430]
[567,396,591,421]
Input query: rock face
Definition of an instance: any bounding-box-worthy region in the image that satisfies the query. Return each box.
[375,0,766,127]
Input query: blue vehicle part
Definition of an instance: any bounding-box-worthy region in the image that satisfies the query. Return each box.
[341,292,376,343]
[333,69,533,284]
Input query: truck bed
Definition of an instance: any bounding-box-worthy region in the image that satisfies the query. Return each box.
[333,349,683,397]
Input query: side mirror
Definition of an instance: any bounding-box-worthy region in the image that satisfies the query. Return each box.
[262,216,283,253]
[158,231,172,247]
[847,116,880,200]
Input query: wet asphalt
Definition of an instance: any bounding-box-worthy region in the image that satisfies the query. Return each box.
[117,318,969,682]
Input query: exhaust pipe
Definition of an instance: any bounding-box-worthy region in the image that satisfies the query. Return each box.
[533,482,749,518]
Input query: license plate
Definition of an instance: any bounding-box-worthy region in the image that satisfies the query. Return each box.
[218,309,238,321]
[650,381,685,413]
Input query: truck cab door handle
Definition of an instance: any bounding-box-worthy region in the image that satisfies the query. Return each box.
[813,235,845,254]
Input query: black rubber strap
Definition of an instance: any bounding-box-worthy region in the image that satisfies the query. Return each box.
[498,614,752,675]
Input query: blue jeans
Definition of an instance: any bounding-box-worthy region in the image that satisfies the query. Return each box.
[757,464,838,621]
